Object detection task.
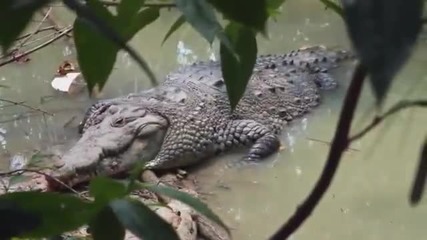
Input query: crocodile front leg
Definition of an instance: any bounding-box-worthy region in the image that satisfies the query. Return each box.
[145,117,281,170]
[220,119,281,166]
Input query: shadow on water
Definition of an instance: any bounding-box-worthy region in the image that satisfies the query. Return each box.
[0,0,427,239]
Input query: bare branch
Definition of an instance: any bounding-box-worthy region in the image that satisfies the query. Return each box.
[0,26,72,67]
[0,98,53,116]
[18,7,52,48]
[349,100,427,142]
[269,64,367,240]
[15,26,57,41]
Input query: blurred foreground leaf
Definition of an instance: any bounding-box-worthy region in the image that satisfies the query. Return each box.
[142,183,230,236]
[220,23,257,110]
[90,206,125,240]
[0,0,50,52]
[0,192,95,238]
[341,0,424,105]
[110,199,179,240]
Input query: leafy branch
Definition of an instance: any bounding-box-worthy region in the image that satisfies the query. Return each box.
[270,63,367,239]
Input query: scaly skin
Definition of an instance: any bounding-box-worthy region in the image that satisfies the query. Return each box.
[51,45,355,186]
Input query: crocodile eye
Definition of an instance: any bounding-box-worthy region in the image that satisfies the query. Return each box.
[112,117,125,127]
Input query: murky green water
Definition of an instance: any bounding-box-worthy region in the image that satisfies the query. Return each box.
[1,0,427,239]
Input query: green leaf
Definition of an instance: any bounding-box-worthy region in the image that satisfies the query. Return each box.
[89,206,125,240]
[123,7,160,40]
[162,15,186,45]
[267,0,286,10]
[117,0,146,20]
[175,0,222,44]
[141,183,230,236]
[319,0,343,18]
[0,200,41,239]
[0,192,96,238]
[64,0,158,88]
[341,0,424,105]
[110,199,179,240]
[266,0,286,17]
[73,0,118,92]
[0,84,10,88]
[220,23,257,110]
[208,0,268,32]
[0,0,50,52]
[410,137,427,205]
[89,177,129,204]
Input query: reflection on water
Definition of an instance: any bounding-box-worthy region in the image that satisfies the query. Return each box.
[1,0,427,239]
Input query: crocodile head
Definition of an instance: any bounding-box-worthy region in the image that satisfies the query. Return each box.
[50,101,169,188]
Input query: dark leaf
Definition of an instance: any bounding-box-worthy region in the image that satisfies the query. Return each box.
[0,192,96,238]
[142,183,230,236]
[0,84,10,88]
[161,15,186,45]
[175,0,222,44]
[72,0,119,92]
[208,0,268,32]
[123,7,160,40]
[319,0,343,18]
[220,23,257,110]
[89,206,125,240]
[0,0,50,52]
[410,137,427,205]
[89,177,129,204]
[63,0,158,88]
[0,200,41,239]
[266,0,286,17]
[341,0,424,105]
[110,199,179,240]
[117,0,146,20]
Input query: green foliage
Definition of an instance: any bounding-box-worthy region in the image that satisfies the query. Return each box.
[89,177,129,203]
[0,0,51,52]
[73,0,160,92]
[0,175,232,239]
[341,0,424,105]
[142,182,230,235]
[208,0,269,33]
[89,206,126,240]
[175,0,233,51]
[220,23,258,110]
[110,199,180,239]
[0,192,96,238]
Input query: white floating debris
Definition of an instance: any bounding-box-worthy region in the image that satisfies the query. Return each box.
[51,72,81,92]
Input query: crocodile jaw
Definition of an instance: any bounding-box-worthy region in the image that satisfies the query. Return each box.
[49,110,168,189]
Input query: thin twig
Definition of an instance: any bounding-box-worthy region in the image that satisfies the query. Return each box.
[349,100,427,142]
[0,26,72,67]
[15,26,58,41]
[18,7,52,49]
[41,7,73,38]
[306,137,360,152]
[0,98,53,116]
[269,63,367,240]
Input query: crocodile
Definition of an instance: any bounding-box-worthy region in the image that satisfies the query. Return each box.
[51,45,355,187]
